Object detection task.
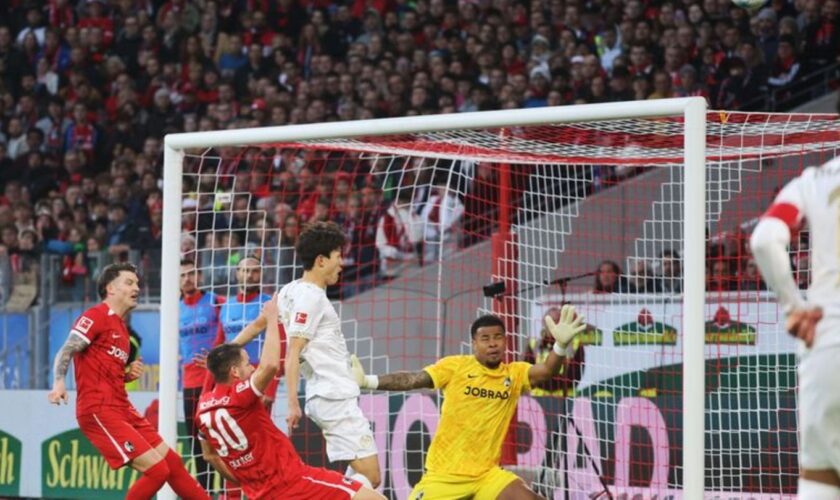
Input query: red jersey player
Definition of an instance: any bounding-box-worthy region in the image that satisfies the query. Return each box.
[196,294,385,500]
[47,263,210,500]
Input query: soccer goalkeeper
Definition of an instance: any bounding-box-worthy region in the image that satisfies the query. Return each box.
[351,306,585,499]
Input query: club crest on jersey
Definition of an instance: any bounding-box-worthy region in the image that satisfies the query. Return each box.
[294,312,308,324]
[124,441,134,453]
[504,377,511,388]
[416,491,424,500]
[76,316,94,333]
[236,381,250,393]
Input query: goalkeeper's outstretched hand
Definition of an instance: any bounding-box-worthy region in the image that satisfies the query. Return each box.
[351,354,378,390]
[544,304,586,350]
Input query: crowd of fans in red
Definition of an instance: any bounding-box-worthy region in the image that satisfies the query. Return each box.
[0,0,836,304]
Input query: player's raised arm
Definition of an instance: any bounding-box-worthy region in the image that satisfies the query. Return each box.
[251,293,281,393]
[527,304,586,386]
[351,355,434,390]
[230,313,268,346]
[47,333,90,405]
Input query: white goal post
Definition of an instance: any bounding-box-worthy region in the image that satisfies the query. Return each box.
[159,97,708,500]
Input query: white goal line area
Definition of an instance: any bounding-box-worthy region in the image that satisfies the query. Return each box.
[156,99,840,499]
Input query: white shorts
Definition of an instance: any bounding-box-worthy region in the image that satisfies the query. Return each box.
[798,344,840,471]
[305,397,377,462]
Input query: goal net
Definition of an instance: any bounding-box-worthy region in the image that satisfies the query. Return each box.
[159,99,838,499]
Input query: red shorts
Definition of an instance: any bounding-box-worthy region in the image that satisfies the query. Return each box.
[77,406,163,469]
[252,466,363,499]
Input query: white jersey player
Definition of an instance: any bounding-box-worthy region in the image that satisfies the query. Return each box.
[750,161,840,498]
[234,221,381,489]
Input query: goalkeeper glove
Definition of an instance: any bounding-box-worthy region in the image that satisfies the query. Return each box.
[544,304,586,357]
[350,354,379,390]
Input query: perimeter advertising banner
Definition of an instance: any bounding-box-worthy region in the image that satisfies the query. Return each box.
[2,297,798,498]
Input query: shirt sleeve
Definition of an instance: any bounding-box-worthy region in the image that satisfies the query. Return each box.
[511,361,532,394]
[70,308,104,344]
[229,374,262,408]
[423,356,462,390]
[763,171,808,231]
[284,291,325,340]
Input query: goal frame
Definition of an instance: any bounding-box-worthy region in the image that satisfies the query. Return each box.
[159,97,707,500]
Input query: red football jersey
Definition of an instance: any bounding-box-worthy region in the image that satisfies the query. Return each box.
[71,303,132,416]
[196,374,304,497]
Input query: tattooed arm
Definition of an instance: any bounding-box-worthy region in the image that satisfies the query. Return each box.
[352,355,435,391]
[47,334,89,405]
[376,371,435,391]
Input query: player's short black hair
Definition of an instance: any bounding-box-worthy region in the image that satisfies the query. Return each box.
[470,314,506,339]
[207,344,245,383]
[180,258,196,267]
[296,221,347,270]
[97,262,139,299]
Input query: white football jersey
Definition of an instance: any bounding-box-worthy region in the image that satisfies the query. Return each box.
[277,279,359,400]
[771,160,840,321]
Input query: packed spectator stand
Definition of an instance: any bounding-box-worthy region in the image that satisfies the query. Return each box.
[0,0,836,306]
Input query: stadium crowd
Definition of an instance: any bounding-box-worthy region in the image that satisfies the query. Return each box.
[0,0,836,304]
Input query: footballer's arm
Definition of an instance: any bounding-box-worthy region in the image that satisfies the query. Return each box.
[351,357,434,391]
[47,334,90,404]
[252,294,280,393]
[231,313,268,347]
[526,349,566,387]
[284,336,308,429]
[200,440,238,483]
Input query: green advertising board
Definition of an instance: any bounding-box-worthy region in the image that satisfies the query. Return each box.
[0,429,21,496]
[40,423,223,499]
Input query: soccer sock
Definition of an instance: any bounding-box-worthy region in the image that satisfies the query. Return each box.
[164,449,211,500]
[346,465,373,489]
[798,478,840,499]
[126,460,170,500]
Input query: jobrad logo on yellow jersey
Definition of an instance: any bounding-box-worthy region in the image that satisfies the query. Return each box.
[463,386,510,400]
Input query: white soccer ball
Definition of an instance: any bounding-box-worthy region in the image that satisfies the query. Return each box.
[731,0,766,11]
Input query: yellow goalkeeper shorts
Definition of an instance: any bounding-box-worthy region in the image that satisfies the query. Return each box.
[408,467,521,500]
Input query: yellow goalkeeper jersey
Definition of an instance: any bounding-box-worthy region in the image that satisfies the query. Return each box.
[423,355,532,477]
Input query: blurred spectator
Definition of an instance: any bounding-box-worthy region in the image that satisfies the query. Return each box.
[768,35,801,87]
[707,258,734,292]
[625,259,659,293]
[739,257,766,291]
[420,180,464,263]
[657,249,682,294]
[593,260,629,293]
[524,306,585,396]
[376,188,421,279]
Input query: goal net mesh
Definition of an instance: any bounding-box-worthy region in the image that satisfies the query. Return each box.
[172,111,840,498]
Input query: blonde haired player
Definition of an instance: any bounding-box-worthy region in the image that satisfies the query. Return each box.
[750,162,840,498]
[352,307,585,499]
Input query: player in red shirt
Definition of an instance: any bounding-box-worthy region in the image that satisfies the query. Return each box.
[47,263,210,500]
[196,294,385,500]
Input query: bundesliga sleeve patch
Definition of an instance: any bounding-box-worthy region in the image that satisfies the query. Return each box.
[76,316,94,333]
[294,312,308,324]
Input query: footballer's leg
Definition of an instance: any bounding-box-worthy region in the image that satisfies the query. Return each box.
[285,465,385,499]
[495,479,544,500]
[349,455,381,489]
[352,486,387,500]
[475,467,544,500]
[309,397,381,488]
[151,441,211,499]
[798,344,840,498]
